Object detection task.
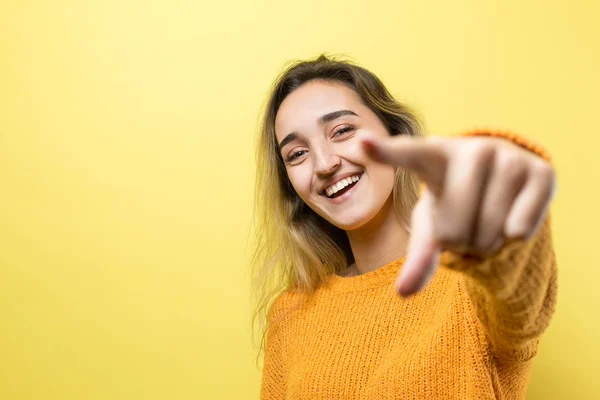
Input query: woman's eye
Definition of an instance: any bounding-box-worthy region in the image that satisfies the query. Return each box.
[333,126,355,137]
[286,150,307,162]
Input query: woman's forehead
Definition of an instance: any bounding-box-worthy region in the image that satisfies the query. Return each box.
[275,81,362,137]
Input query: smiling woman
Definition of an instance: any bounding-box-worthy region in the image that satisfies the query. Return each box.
[275,79,415,232]
[250,55,557,399]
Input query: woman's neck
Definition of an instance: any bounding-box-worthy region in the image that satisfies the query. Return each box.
[345,196,410,276]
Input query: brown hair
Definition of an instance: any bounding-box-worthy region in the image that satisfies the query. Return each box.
[250,54,425,365]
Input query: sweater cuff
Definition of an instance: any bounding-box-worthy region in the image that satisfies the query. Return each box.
[458,128,552,164]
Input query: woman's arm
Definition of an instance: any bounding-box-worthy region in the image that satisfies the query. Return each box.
[443,213,557,360]
[361,128,558,360]
[443,130,558,360]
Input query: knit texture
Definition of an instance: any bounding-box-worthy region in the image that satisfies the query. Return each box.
[260,130,557,400]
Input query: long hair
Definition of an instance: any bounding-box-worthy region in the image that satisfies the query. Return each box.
[250,54,425,365]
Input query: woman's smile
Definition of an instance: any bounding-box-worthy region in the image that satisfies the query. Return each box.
[321,172,363,205]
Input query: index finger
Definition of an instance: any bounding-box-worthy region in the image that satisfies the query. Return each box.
[361,135,448,196]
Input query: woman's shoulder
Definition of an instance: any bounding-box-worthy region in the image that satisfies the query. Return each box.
[268,287,304,318]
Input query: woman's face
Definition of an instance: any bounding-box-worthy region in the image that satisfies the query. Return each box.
[274,79,396,231]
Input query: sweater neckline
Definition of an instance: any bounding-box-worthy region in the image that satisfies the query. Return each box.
[326,256,407,292]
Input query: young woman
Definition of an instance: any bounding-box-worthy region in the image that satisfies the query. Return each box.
[251,55,557,399]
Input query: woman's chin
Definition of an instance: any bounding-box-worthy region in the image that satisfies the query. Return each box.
[323,200,390,232]
[327,213,373,232]
[312,198,385,232]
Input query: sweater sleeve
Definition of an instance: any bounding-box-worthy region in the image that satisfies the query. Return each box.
[260,292,289,400]
[439,129,558,361]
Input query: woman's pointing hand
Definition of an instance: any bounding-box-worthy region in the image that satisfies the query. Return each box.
[361,134,556,297]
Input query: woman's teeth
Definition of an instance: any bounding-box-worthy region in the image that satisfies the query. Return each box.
[325,174,361,198]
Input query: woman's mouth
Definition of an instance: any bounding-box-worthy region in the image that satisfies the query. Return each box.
[322,173,363,203]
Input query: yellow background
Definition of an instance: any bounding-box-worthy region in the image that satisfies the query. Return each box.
[1,0,597,398]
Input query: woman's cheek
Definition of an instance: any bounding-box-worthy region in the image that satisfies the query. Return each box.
[288,169,313,200]
[343,138,368,162]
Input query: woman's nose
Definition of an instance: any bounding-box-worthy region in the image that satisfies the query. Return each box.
[314,146,341,176]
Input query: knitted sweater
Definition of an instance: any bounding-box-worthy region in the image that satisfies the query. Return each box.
[260,130,557,400]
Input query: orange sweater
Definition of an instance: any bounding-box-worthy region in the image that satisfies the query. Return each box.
[260,130,557,399]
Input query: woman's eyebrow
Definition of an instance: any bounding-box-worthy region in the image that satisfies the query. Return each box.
[278,132,298,151]
[319,109,358,124]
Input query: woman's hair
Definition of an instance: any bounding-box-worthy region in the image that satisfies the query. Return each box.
[250,54,425,364]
